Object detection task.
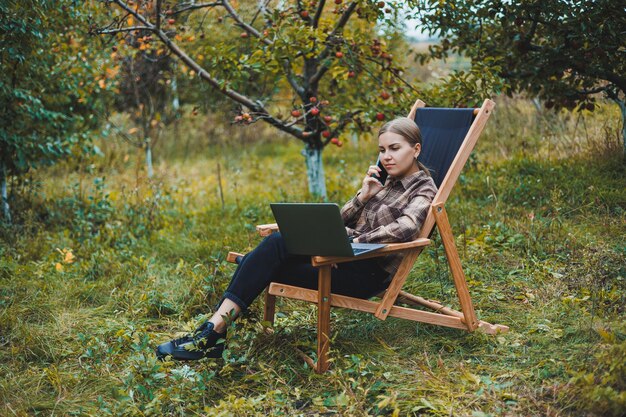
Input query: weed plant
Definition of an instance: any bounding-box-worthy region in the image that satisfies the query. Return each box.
[0,98,624,416]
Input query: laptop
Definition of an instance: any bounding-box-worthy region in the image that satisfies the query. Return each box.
[270,203,387,257]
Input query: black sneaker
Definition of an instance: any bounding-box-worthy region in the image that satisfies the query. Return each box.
[156,321,226,361]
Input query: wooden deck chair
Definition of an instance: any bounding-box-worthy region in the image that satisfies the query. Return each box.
[227,98,509,373]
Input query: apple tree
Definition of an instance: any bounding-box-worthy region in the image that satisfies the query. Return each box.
[408,0,626,155]
[111,47,180,178]
[96,0,424,198]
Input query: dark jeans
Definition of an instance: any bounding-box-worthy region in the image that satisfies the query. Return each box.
[221,233,390,311]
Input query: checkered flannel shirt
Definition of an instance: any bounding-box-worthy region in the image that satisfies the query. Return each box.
[341,169,437,277]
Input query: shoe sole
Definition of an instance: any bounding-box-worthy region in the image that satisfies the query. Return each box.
[156,346,224,361]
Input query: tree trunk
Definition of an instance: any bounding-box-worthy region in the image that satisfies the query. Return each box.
[303,146,327,199]
[616,98,626,159]
[171,72,180,112]
[145,140,154,178]
[0,163,11,224]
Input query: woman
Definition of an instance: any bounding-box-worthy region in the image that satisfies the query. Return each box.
[156,117,437,361]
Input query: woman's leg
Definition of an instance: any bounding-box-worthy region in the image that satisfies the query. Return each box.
[273,256,390,299]
[208,232,294,331]
[157,233,390,360]
[208,298,240,333]
[157,233,293,360]
[208,233,390,330]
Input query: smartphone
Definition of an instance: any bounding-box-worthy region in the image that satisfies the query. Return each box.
[374,157,388,185]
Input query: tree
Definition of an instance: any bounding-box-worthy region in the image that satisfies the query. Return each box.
[409,0,626,155]
[96,0,424,198]
[0,0,115,222]
[113,47,179,178]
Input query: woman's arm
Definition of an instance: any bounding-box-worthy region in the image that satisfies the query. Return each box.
[354,193,433,243]
[340,192,366,227]
[341,164,385,226]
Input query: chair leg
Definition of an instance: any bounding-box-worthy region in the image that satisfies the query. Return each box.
[316,265,332,373]
[263,288,276,326]
[433,203,479,331]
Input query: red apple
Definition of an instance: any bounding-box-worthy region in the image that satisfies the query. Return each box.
[348,70,356,78]
[240,32,248,38]
[291,109,302,117]
[323,115,332,122]
[300,10,309,18]
[376,112,385,121]
[309,96,317,103]
[380,91,390,100]
[322,130,331,138]
[331,138,339,145]
[167,18,175,24]
[335,51,344,58]
[310,107,320,116]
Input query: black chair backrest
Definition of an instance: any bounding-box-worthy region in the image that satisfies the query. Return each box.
[414,108,476,188]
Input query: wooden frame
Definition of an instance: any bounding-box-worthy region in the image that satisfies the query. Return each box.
[227,98,509,373]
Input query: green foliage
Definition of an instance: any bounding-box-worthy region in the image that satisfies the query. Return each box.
[44,176,172,249]
[409,0,625,111]
[566,327,626,417]
[0,0,114,178]
[418,58,509,108]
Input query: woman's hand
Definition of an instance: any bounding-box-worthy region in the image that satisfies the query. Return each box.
[357,165,385,203]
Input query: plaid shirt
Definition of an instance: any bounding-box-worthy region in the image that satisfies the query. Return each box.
[341,170,437,277]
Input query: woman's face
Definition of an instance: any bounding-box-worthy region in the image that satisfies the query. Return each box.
[378,131,421,179]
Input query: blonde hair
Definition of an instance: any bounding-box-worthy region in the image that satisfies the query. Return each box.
[378,117,430,176]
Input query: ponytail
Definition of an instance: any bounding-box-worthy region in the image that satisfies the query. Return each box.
[416,160,431,177]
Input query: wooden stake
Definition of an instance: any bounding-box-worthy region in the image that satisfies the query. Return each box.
[217,161,225,211]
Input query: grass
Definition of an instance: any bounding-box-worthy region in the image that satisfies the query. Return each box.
[1,98,625,416]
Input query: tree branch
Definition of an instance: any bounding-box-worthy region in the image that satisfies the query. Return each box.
[576,86,608,95]
[171,2,221,15]
[569,61,626,95]
[312,0,326,29]
[156,0,161,30]
[250,0,270,26]
[222,0,272,46]
[599,71,626,95]
[309,2,357,86]
[281,59,305,97]
[97,25,152,34]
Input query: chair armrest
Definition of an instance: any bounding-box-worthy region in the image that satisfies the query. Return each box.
[311,238,430,267]
[256,223,279,236]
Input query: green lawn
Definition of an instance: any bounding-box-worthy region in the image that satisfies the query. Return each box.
[1,98,625,416]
